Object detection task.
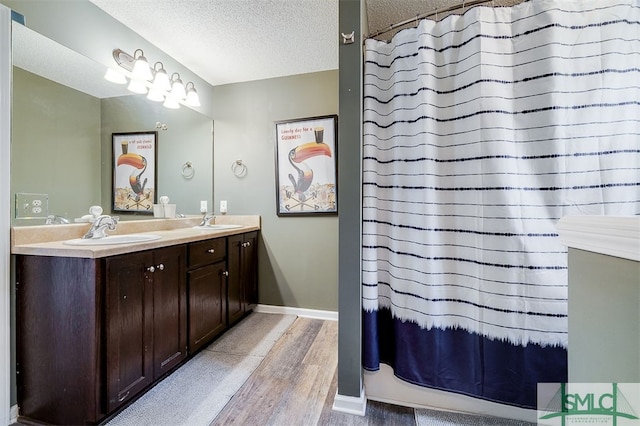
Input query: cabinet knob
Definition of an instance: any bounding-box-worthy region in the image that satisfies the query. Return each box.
[147,266,155,273]
[222,270,229,276]
[207,248,215,253]
[157,263,165,271]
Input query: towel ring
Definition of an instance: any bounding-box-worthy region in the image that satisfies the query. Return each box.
[231,159,247,178]
[181,161,195,179]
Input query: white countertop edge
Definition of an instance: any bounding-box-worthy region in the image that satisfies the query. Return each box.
[556,216,640,262]
[11,215,261,258]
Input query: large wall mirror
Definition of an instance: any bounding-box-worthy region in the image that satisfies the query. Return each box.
[11,22,214,225]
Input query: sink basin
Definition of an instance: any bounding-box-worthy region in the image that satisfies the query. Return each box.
[63,234,162,246]
[192,224,244,230]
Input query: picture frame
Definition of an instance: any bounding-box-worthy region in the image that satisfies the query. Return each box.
[112,131,158,214]
[275,115,338,216]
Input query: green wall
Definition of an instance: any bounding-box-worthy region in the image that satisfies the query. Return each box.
[212,70,338,311]
[568,248,640,382]
[11,67,101,224]
[337,0,363,399]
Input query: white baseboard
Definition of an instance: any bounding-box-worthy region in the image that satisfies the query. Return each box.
[254,304,338,321]
[332,387,367,416]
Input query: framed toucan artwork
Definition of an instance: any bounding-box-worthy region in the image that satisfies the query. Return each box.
[275,115,338,216]
[112,131,158,214]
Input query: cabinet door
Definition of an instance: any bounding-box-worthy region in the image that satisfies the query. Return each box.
[243,232,258,306]
[227,234,245,325]
[106,251,154,413]
[152,245,188,378]
[188,260,227,352]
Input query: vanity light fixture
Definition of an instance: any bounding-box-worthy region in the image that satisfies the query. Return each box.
[127,78,148,95]
[169,72,187,100]
[147,87,165,102]
[109,48,200,110]
[185,82,201,107]
[163,96,180,109]
[151,62,172,92]
[104,68,127,84]
[131,49,153,81]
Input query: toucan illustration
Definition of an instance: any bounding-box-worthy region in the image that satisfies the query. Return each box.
[117,153,148,201]
[288,141,332,202]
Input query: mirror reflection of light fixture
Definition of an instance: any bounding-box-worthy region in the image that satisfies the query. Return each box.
[163,96,180,109]
[170,72,187,100]
[147,87,165,102]
[131,49,153,81]
[127,78,148,94]
[185,82,201,107]
[104,68,127,84]
[152,62,172,92]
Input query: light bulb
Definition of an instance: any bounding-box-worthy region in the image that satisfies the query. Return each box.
[104,68,127,84]
[152,62,172,92]
[131,49,153,81]
[184,82,200,107]
[163,96,180,109]
[170,73,187,100]
[147,88,165,102]
[127,79,148,94]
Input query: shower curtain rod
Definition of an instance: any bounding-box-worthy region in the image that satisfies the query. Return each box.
[366,0,493,39]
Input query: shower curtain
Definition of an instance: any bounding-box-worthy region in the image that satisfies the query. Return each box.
[362,0,640,409]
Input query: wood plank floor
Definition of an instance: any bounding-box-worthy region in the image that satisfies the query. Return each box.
[210,317,416,425]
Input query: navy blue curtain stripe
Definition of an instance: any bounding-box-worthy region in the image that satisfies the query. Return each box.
[364,309,568,409]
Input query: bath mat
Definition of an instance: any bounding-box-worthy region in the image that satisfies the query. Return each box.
[415,407,535,426]
[106,312,297,426]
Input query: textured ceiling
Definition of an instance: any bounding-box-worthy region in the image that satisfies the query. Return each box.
[88,0,523,87]
[89,0,340,87]
[18,0,527,95]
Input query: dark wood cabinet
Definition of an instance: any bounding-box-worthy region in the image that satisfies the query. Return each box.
[16,256,104,425]
[105,251,153,414]
[16,230,258,425]
[151,246,188,377]
[242,232,258,307]
[105,245,187,412]
[187,238,227,353]
[227,231,258,326]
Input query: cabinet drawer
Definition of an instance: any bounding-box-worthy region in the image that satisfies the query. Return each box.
[188,238,226,268]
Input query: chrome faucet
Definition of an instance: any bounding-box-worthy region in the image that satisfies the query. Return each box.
[200,212,216,226]
[45,215,70,225]
[83,215,119,239]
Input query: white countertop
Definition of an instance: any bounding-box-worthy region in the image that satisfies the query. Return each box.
[557,215,640,261]
[11,215,260,259]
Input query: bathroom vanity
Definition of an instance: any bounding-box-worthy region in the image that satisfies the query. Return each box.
[11,216,259,425]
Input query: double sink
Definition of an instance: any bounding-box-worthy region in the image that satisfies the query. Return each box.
[63,224,244,246]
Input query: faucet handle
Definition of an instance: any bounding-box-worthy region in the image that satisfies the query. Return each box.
[89,205,103,217]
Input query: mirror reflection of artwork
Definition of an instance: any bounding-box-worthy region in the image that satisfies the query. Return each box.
[275,115,338,216]
[112,132,157,213]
